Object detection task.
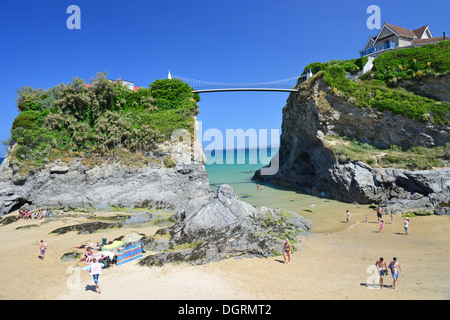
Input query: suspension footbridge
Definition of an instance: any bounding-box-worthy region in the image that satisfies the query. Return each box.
[169,70,313,93]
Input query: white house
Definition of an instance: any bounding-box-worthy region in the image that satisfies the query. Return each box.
[360,23,447,57]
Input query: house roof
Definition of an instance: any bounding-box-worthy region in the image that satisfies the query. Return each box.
[412,35,446,45]
[384,23,419,39]
[412,25,428,38]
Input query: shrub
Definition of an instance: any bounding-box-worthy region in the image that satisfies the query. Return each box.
[304,49,450,125]
[7,72,199,169]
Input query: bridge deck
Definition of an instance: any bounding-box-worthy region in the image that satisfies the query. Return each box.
[192,88,298,93]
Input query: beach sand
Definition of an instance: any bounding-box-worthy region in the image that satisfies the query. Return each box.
[0,210,449,300]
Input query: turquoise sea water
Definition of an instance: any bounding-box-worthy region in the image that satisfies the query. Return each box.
[205,148,368,233]
[205,148,276,194]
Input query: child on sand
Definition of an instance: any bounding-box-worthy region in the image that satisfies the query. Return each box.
[89,258,103,294]
[379,219,384,233]
[403,218,410,235]
[39,240,46,260]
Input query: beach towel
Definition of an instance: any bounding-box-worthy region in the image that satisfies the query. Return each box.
[101,241,124,251]
[116,242,143,266]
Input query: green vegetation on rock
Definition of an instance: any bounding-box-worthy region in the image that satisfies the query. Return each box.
[4,73,199,168]
[324,134,449,170]
[301,41,450,125]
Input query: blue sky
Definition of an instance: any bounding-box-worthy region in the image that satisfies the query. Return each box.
[0,0,449,157]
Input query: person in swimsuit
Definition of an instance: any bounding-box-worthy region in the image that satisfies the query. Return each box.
[82,246,94,263]
[283,239,291,264]
[39,240,46,260]
[388,257,405,290]
[377,206,383,223]
[379,219,384,233]
[375,257,388,289]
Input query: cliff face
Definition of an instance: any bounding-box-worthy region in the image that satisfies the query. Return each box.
[254,74,450,214]
[0,121,210,215]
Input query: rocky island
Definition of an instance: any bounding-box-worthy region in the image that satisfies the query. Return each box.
[254,41,450,215]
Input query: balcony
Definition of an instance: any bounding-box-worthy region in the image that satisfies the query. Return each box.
[359,41,398,57]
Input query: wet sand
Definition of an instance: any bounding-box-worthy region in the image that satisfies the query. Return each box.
[1,209,449,300]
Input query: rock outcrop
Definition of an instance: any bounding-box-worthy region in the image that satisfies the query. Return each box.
[0,122,210,215]
[139,184,311,266]
[254,73,450,214]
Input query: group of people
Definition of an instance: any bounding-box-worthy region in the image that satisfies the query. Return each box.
[19,208,52,220]
[376,206,410,235]
[375,257,405,290]
[256,184,264,190]
[346,206,410,235]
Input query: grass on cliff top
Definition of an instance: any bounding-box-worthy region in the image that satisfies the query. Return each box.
[324,135,449,170]
[301,40,450,125]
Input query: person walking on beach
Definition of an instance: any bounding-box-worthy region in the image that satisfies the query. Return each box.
[365,213,368,223]
[89,258,103,294]
[388,257,405,290]
[379,219,384,233]
[346,210,350,223]
[377,206,383,223]
[283,239,291,264]
[39,240,46,260]
[375,257,388,289]
[403,218,410,235]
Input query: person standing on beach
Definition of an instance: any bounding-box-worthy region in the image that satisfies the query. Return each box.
[377,206,383,223]
[346,210,350,223]
[388,257,405,290]
[403,218,410,235]
[375,257,388,289]
[391,213,394,225]
[379,219,384,233]
[365,213,368,223]
[283,239,291,264]
[39,240,46,260]
[89,258,103,294]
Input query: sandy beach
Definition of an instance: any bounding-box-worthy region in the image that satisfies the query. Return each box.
[0,209,449,300]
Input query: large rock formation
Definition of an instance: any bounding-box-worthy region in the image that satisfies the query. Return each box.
[0,122,210,215]
[139,184,311,266]
[254,73,450,214]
